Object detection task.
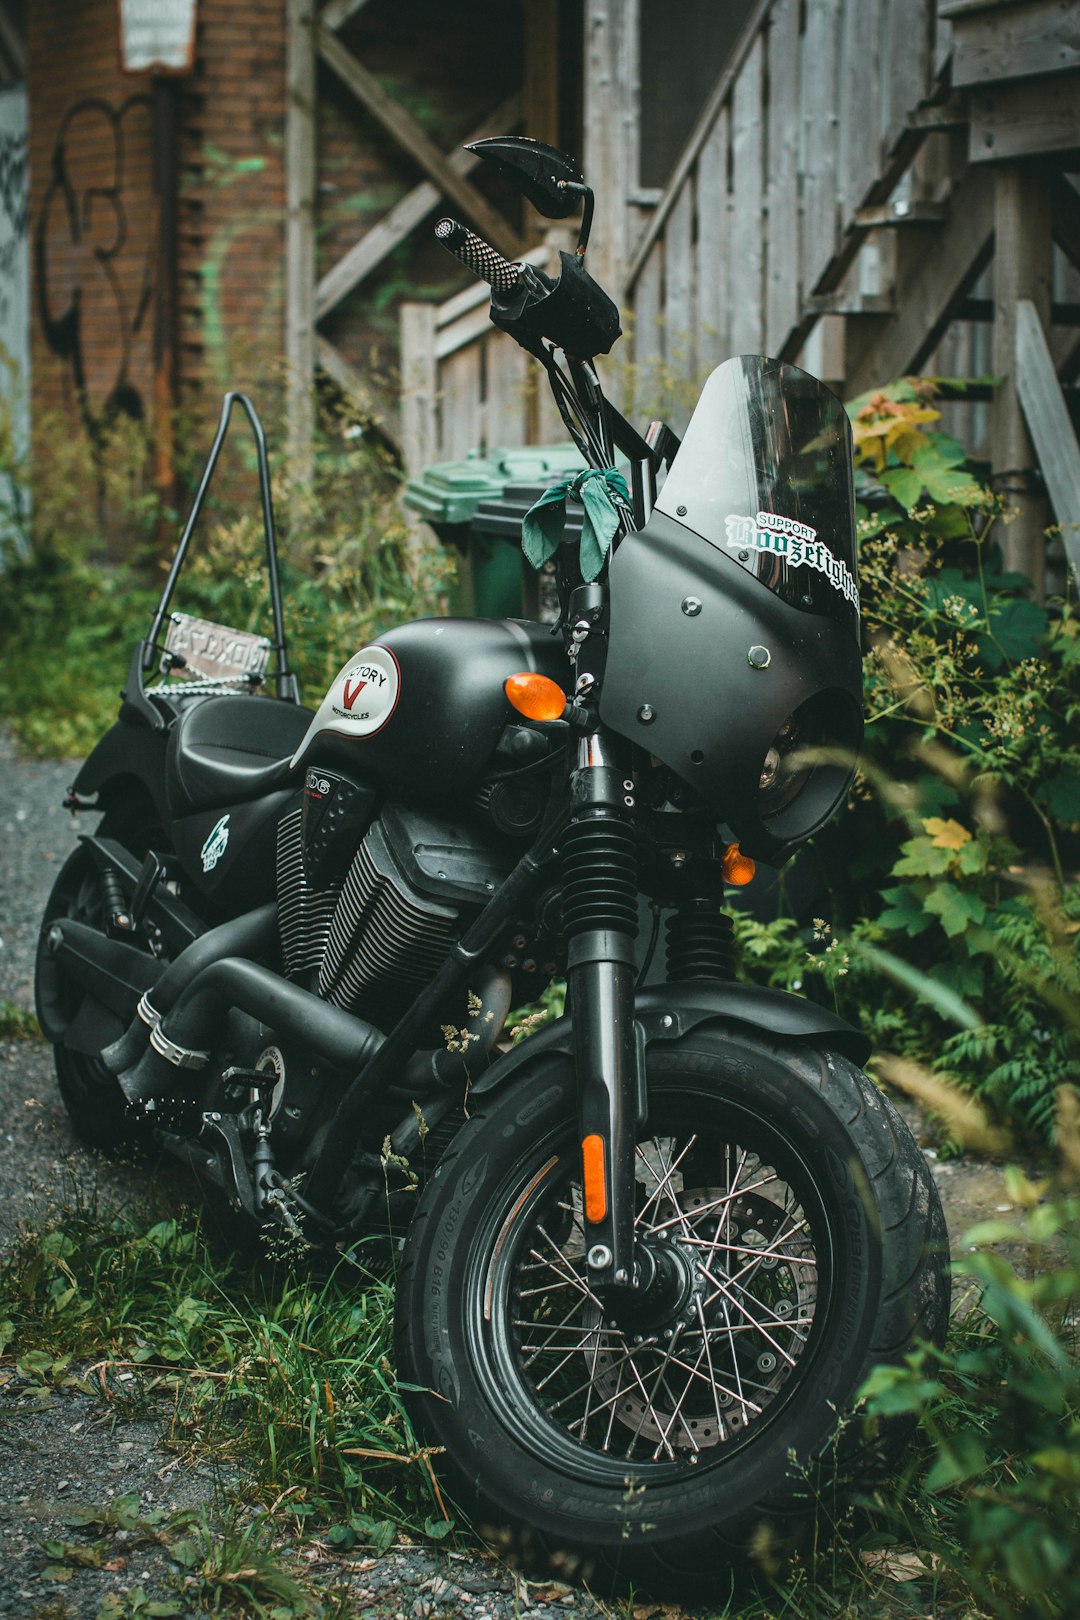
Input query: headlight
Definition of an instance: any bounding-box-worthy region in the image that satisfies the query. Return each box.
[756,693,861,844]
[758,715,811,814]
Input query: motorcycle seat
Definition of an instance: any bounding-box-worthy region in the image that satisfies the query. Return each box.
[165,694,314,815]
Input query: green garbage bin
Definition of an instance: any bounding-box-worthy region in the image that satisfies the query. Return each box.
[404,444,590,619]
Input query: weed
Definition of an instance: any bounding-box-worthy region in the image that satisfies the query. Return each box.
[0,1000,40,1040]
[0,1197,441,1537]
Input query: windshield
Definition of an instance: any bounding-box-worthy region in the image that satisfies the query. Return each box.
[654,356,858,631]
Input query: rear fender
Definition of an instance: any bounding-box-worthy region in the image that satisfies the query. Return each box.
[70,719,171,826]
[470,980,870,1099]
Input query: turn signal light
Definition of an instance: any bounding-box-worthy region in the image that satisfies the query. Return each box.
[721,841,756,886]
[504,672,567,722]
[581,1133,608,1224]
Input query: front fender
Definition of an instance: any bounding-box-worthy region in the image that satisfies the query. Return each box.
[471,979,870,1098]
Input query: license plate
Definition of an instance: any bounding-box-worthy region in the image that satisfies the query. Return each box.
[162,613,271,684]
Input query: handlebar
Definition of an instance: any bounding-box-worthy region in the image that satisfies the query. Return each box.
[434,217,523,292]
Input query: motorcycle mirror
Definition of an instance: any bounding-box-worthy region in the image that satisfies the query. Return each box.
[467,136,586,220]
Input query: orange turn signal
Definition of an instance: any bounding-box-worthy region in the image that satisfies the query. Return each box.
[721,841,757,887]
[504,672,567,722]
[581,1134,608,1225]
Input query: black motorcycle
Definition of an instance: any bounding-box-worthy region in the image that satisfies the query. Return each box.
[36,137,948,1590]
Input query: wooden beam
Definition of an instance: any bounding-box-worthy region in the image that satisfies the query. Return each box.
[948,0,1080,87]
[399,302,437,467]
[315,93,522,322]
[955,298,1080,326]
[583,0,641,308]
[1015,298,1080,589]
[286,0,317,488]
[524,0,559,152]
[906,93,968,131]
[317,27,522,262]
[969,75,1080,164]
[854,200,949,227]
[319,0,373,31]
[991,166,1052,595]
[843,168,994,397]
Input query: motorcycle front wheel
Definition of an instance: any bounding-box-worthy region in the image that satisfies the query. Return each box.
[395,1028,949,1593]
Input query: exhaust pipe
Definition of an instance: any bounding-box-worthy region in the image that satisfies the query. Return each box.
[102,902,279,1075]
[119,956,384,1106]
[37,919,162,1043]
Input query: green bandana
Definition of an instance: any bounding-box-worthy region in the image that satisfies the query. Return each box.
[521,467,631,584]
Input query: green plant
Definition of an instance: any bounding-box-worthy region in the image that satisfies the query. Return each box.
[862,1164,1080,1620]
[0,1195,443,1538]
[0,398,454,758]
[0,1000,40,1040]
[736,380,1080,1139]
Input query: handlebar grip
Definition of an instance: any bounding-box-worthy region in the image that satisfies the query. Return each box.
[434,217,522,292]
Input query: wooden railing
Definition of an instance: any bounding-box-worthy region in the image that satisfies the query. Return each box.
[625,0,949,396]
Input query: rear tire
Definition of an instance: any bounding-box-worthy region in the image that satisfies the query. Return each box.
[37,811,170,1153]
[395,1028,949,1594]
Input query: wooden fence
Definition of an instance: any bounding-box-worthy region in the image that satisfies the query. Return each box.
[399,233,571,475]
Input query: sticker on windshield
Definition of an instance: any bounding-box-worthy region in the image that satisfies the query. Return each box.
[724,511,858,609]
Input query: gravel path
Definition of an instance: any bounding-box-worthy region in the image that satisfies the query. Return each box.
[0,727,1016,1618]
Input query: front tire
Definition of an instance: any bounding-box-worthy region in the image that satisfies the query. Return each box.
[395,1029,949,1593]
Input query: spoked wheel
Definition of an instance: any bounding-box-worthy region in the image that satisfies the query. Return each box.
[396,1030,949,1594]
[505,1130,822,1466]
[36,812,169,1153]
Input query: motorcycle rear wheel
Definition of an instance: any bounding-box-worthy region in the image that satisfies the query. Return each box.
[395,1028,949,1594]
[38,812,168,1153]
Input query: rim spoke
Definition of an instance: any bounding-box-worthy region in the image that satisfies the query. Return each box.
[502,1116,819,1468]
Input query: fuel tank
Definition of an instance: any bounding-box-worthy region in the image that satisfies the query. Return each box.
[290,617,566,799]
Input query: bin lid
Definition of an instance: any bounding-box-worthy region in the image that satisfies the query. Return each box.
[403,444,589,527]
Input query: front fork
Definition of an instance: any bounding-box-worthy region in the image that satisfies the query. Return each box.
[565,729,647,1288]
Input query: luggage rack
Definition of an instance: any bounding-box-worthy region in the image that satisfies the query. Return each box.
[124,392,301,730]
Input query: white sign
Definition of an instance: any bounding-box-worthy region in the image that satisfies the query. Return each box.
[119,0,198,76]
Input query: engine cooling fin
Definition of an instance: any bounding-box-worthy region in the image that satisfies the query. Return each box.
[276,807,341,977]
[318,821,459,1024]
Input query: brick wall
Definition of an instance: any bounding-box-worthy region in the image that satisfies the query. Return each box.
[28,0,288,509]
[28,0,529,514]
[29,1,158,455]
[178,0,286,420]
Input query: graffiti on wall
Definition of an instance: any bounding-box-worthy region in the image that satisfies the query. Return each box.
[35,95,155,464]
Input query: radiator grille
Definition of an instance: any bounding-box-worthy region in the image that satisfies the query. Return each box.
[276,807,342,977]
[319,820,458,1019]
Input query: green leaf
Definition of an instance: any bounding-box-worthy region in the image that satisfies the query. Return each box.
[1042,762,1080,824]
[925,1431,987,1492]
[850,940,984,1029]
[881,466,923,512]
[980,598,1049,667]
[893,836,955,878]
[423,1515,455,1540]
[877,884,932,937]
[923,883,987,938]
